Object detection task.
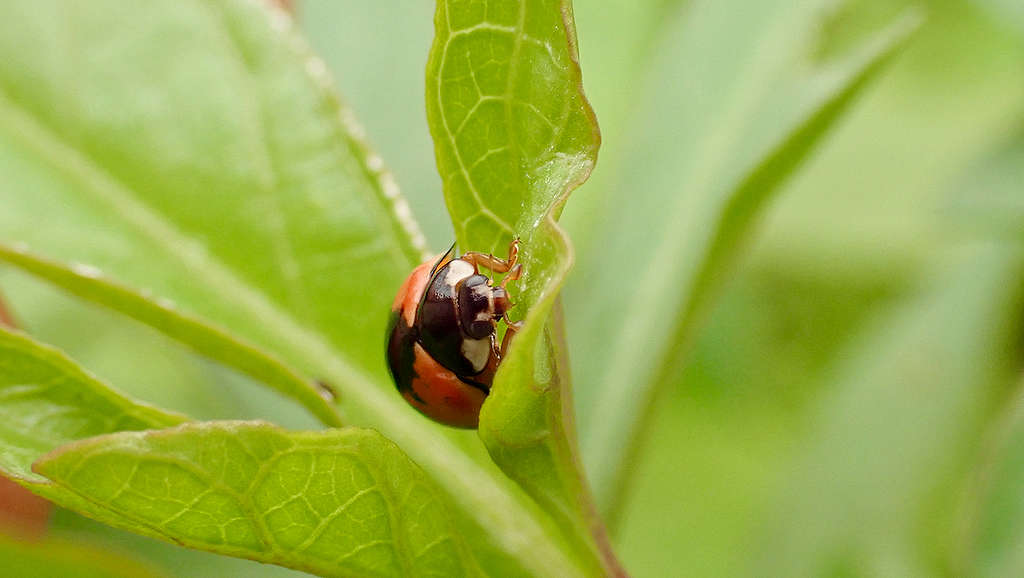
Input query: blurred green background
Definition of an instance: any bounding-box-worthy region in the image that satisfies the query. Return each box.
[2,0,1022,576]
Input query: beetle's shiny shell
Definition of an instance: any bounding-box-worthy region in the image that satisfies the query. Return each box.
[386,255,499,428]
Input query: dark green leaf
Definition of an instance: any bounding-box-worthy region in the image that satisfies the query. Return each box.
[758,246,1024,576]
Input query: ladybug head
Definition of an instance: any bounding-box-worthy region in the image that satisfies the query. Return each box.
[458,275,512,340]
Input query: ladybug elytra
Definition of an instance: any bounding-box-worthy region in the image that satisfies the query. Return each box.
[386,239,523,428]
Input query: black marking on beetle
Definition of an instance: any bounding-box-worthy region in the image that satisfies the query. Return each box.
[417,260,483,376]
[457,374,491,395]
[458,275,495,340]
[385,310,424,403]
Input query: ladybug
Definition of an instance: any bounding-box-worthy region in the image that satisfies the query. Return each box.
[386,239,523,428]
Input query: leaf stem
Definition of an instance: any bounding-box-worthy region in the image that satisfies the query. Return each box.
[0,244,344,429]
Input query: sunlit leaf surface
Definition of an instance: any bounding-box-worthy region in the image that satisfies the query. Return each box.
[36,422,475,578]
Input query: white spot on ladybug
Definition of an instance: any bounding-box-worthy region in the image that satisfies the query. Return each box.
[461,337,490,372]
[443,260,475,288]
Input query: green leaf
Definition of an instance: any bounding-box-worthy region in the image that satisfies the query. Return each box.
[0,0,424,382]
[426,1,616,575]
[0,328,478,577]
[0,325,203,544]
[0,244,342,428]
[0,325,185,484]
[426,0,599,258]
[0,0,584,574]
[480,296,622,576]
[758,246,1024,576]
[561,0,683,258]
[0,532,166,578]
[34,422,477,578]
[569,1,923,519]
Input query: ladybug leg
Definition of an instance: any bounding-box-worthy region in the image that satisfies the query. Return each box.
[498,263,522,289]
[498,317,523,358]
[461,252,513,273]
[461,238,520,275]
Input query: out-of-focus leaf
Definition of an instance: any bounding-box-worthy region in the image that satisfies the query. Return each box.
[569,0,922,519]
[300,0,451,245]
[945,128,1024,240]
[613,257,914,577]
[757,246,1024,576]
[964,379,1024,578]
[35,422,476,578]
[0,244,342,428]
[0,1,577,572]
[975,0,1024,37]
[0,532,166,578]
[426,1,618,575]
[563,0,693,257]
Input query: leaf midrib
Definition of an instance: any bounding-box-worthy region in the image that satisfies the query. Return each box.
[0,57,579,578]
[201,0,314,320]
[212,0,425,270]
